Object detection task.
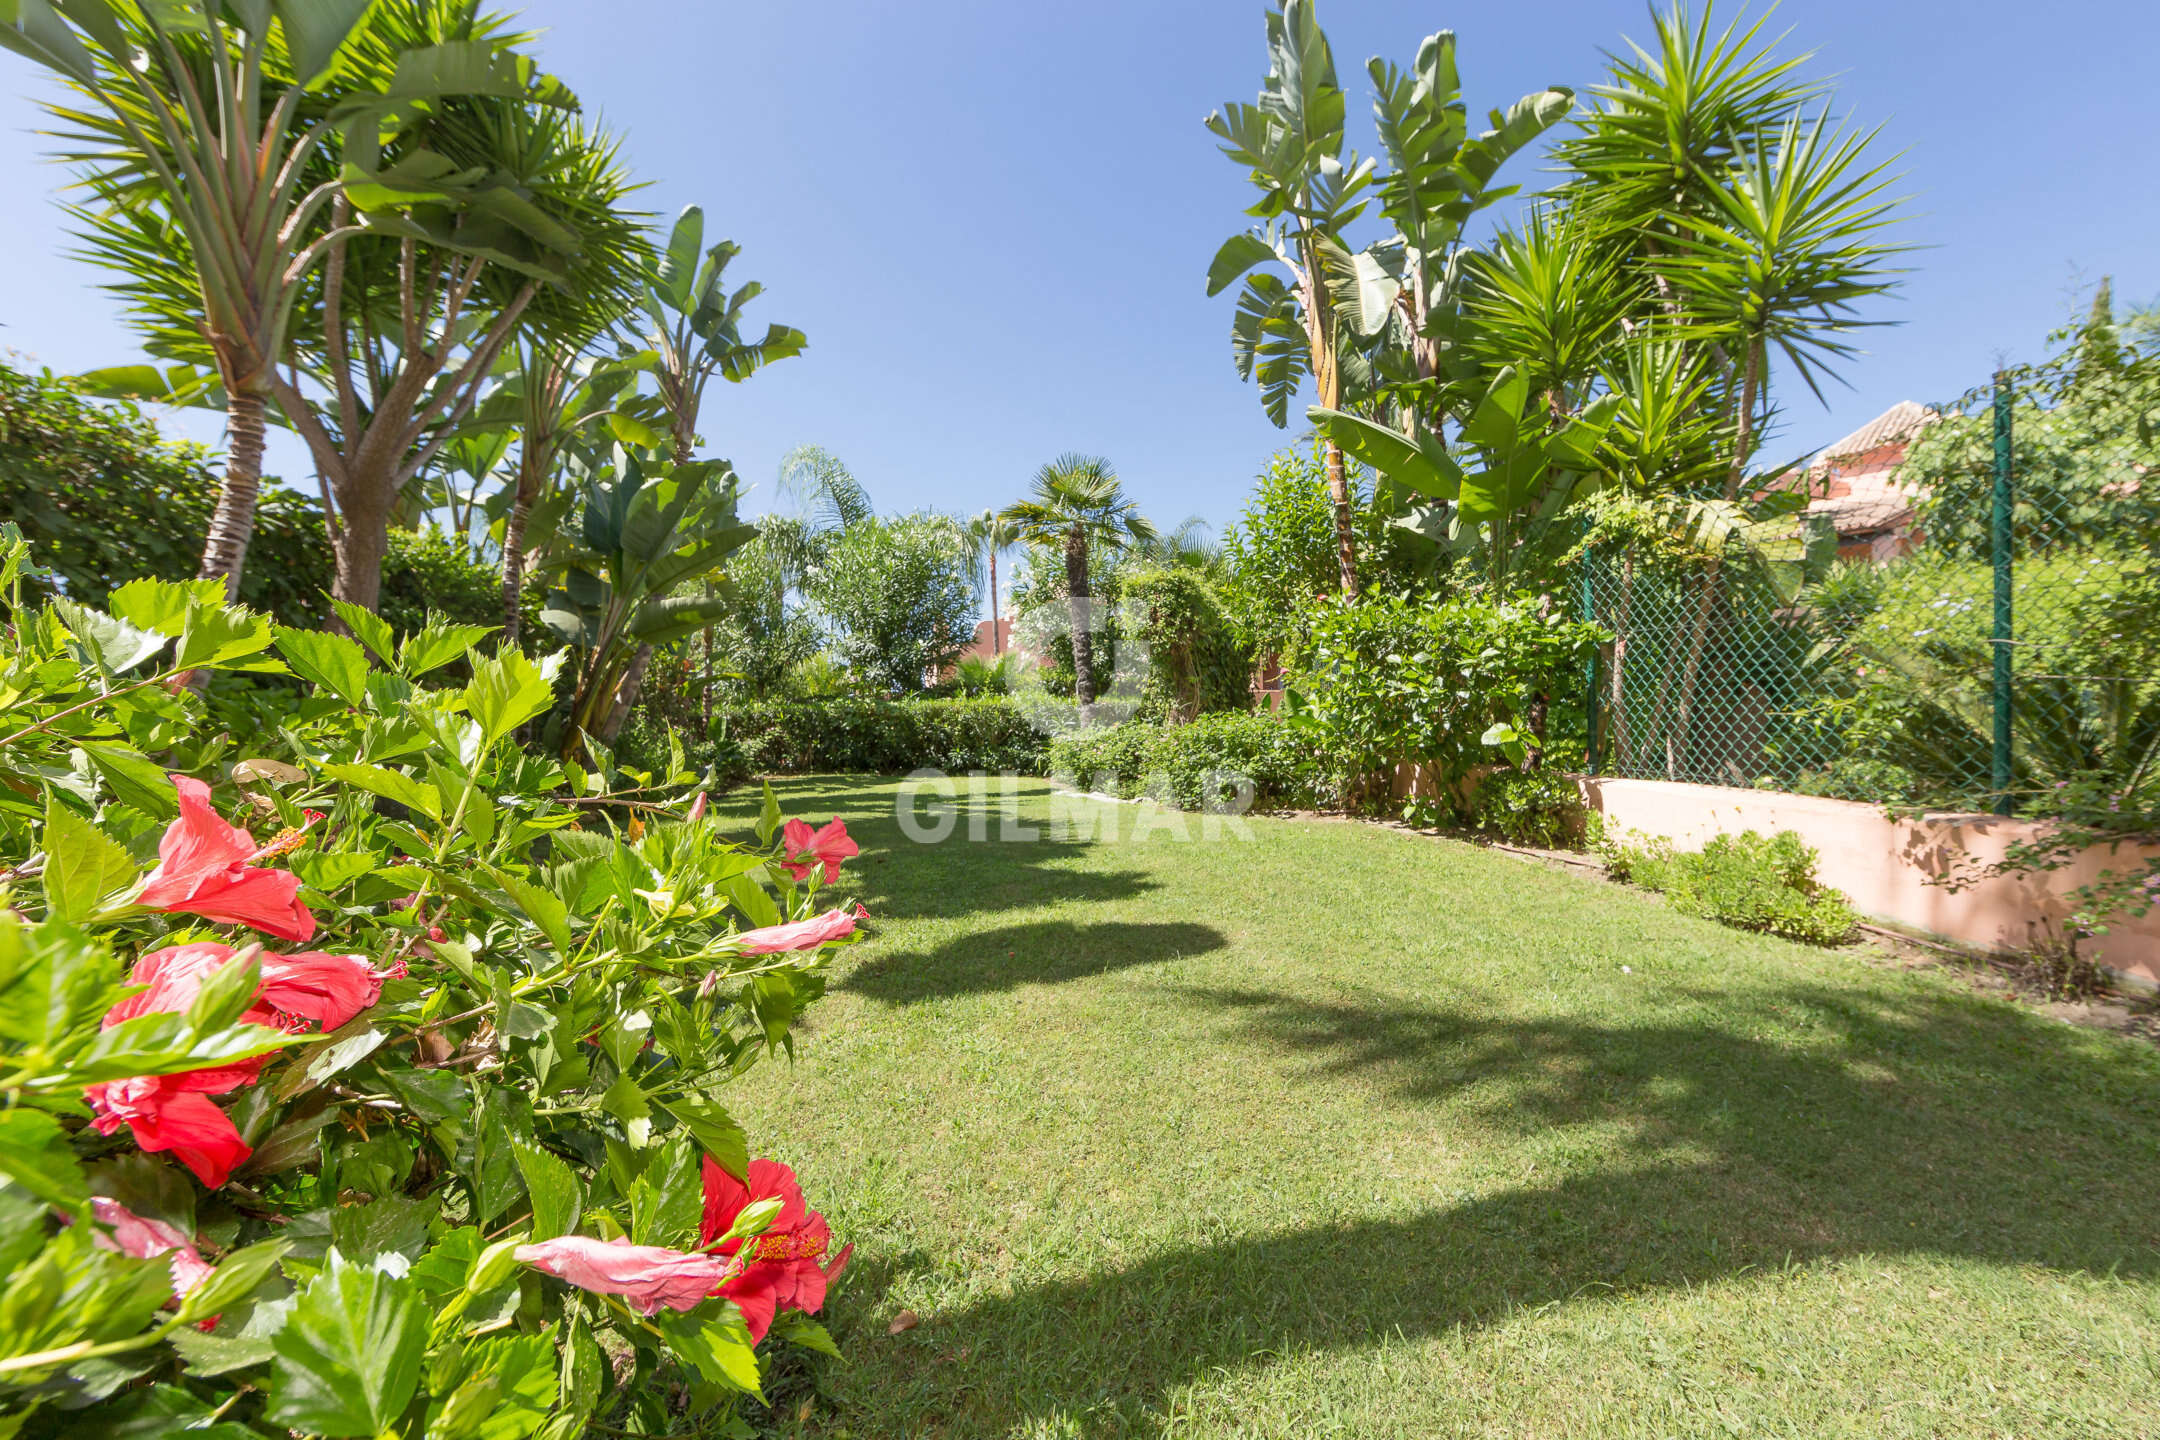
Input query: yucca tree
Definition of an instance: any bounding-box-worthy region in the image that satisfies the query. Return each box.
[1205,0,1373,598]
[272,2,648,614]
[4,0,379,596]
[1000,456,1156,711]
[1650,111,1905,499]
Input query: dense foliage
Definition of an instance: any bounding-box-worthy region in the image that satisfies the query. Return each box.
[1471,768,1589,849]
[1288,594,1605,812]
[0,541,869,1437]
[1047,711,1347,812]
[0,365,509,638]
[1215,448,1396,661]
[1123,569,1252,722]
[809,515,982,696]
[1600,827,1858,945]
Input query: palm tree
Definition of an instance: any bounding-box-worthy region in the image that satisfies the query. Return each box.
[965,510,1021,654]
[1000,456,1157,712]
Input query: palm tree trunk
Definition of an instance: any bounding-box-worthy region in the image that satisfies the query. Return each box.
[500,482,535,643]
[198,388,269,600]
[1066,531,1095,713]
[989,551,1001,655]
[1608,549,1636,770]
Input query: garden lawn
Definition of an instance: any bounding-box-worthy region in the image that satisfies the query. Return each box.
[715,776,2160,1440]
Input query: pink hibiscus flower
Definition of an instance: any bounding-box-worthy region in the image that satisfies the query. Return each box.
[730,905,868,955]
[138,776,316,942]
[89,1197,215,1321]
[513,1235,744,1316]
[778,817,858,885]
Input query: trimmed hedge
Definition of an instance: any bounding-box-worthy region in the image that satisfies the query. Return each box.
[1047,711,1347,811]
[719,696,1051,775]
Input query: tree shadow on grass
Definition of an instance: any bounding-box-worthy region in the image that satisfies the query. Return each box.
[833,980,2160,1434]
[845,920,1228,1005]
[712,775,1162,923]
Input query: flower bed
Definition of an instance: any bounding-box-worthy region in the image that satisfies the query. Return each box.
[0,539,868,1434]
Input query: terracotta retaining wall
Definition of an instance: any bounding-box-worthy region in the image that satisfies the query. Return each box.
[1577,777,2160,988]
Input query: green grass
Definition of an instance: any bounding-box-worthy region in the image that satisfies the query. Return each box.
[713,776,2160,1439]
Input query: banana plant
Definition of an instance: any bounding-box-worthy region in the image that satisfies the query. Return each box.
[540,448,757,753]
[482,339,640,641]
[620,205,806,461]
[1312,365,1621,591]
[1363,30,1573,405]
[1206,0,1376,598]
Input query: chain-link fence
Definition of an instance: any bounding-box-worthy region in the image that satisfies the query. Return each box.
[1582,358,2160,821]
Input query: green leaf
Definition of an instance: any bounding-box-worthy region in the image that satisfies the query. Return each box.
[78,743,180,819]
[268,1254,428,1436]
[175,599,277,671]
[269,0,372,83]
[656,205,705,309]
[41,797,139,923]
[0,1106,88,1210]
[499,872,572,954]
[174,1239,288,1325]
[317,763,442,822]
[399,621,497,679]
[510,1142,581,1242]
[604,412,665,450]
[465,650,561,750]
[430,1332,558,1440]
[768,1310,843,1359]
[656,1309,763,1398]
[53,599,169,675]
[1206,231,1277,297]
[660,1095,746,1180]
[273,626,371,705]
[329,600,398,669]
[105,577,224,637]
[754,780,782,847]
[1308,407,1463,500]
[465,1092,526,1226]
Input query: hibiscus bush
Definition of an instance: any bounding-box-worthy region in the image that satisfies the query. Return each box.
[0,531,869,1437]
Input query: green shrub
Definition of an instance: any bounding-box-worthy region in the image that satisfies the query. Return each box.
[1048,711,1348,811]
[1124,567,1252,721]
[1291,592,1604,810]
[1600,826,1857,945]
[1473,768,1588,849]
[0,538,863,1433]
[705,696,1050,775]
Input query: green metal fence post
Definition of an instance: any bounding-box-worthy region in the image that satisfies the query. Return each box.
[1990,371,2015,815]
[1582,537,1602,776]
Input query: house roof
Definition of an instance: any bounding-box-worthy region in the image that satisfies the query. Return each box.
[1807,400,1935,474]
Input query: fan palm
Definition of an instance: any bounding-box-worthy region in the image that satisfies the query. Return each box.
[1000,456,1156,711]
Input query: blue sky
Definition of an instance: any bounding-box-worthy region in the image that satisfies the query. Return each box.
[2,1,2156,538]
